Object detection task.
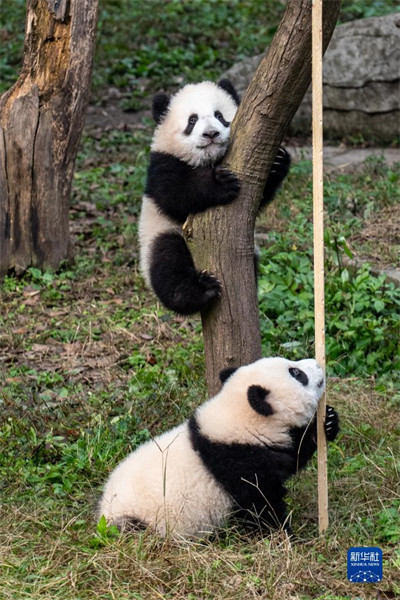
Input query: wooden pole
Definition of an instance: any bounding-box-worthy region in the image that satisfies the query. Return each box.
[312,0,329,534]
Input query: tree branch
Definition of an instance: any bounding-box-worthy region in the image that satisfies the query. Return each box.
[189,0,341,395]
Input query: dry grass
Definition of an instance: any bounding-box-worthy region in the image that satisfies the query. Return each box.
[1,380,399,600]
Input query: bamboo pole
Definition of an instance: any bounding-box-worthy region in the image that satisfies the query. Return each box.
[312,0,329,534]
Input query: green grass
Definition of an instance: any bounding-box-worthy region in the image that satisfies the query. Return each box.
[1,381,399,599]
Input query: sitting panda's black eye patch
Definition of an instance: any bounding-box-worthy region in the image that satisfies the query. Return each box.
[289,367,309,386]
[184,114,198,135]
[214,111,230,127]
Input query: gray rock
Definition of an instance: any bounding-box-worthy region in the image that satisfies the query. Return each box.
[223,54,262,99]
[223,13,400,142]
[324,14,400,87]
[285,145,400,173]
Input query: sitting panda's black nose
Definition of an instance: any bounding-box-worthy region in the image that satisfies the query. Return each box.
[203,130,220,140]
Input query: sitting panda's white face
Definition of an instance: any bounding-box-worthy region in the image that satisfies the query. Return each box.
[197,357,325,447]
[151,81,238,168]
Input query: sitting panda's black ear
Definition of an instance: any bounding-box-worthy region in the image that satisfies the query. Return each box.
[219,367,238,385]
[217,79,240,106]
[247,385,273,417]
[152,93,171,124]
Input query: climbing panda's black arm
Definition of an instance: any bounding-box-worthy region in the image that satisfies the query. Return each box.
[260,147,291,209]
[145,152,240,223]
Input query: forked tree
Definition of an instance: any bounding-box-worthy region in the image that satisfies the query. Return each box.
[188,0,341,394]
[0,0,98,276]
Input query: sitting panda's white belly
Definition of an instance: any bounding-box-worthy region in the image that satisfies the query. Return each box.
[138,196,181,287]
[98,422,233,538]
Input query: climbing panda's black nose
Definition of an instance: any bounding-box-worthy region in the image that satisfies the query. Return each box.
[203,130,220,140]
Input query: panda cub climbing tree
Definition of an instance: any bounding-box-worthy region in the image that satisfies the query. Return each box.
[139,79,291,315]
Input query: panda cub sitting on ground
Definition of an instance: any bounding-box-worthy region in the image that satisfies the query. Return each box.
[97,357,339,538]
[138,79,290,315]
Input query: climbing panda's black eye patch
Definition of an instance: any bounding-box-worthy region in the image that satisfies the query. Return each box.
[214,110,229,127]
[289,367,309,386]
[184,114,198,135]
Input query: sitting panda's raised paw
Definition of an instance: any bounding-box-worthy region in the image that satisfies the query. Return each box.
[325,405,339,441]
[213,165,241,203]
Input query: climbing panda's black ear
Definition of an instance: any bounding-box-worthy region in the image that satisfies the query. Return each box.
[247,385,273,417]
[152,93,171,124]
[219,367,238,385]
[217,79,240,106]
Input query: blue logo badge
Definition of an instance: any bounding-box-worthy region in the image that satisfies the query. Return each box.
[347,547,382,583]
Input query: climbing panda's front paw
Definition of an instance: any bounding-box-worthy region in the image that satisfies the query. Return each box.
[213,165,241,204]
[325,406,339,441]
[269,147,291,182]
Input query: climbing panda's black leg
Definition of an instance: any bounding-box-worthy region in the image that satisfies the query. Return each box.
[149,232,221,315]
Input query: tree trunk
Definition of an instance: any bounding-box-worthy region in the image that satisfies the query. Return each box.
[0,0,98,276]
[189,0,341,395]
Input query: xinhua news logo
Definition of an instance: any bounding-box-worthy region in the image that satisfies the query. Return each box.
[347,547,383,583]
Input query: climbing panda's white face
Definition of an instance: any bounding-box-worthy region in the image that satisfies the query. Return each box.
[196,357,325,448]
[151,81,238,168]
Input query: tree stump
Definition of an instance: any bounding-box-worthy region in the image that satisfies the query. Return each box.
[0,0,98,275]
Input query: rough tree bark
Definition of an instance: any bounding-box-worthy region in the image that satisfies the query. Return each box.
[0,0,98,276]
[188,0,341,395]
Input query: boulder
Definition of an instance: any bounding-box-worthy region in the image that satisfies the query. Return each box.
[223,13,400,142]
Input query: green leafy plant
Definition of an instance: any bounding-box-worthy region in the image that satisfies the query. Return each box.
[259,246,400,378]
[362,501,400,544]
[258,159,400,381]
[90,515,120,548]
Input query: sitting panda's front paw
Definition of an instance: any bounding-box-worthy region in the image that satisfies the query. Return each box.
[268,147,291,182]
[325,406,339,441]
[213,165,241,204]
